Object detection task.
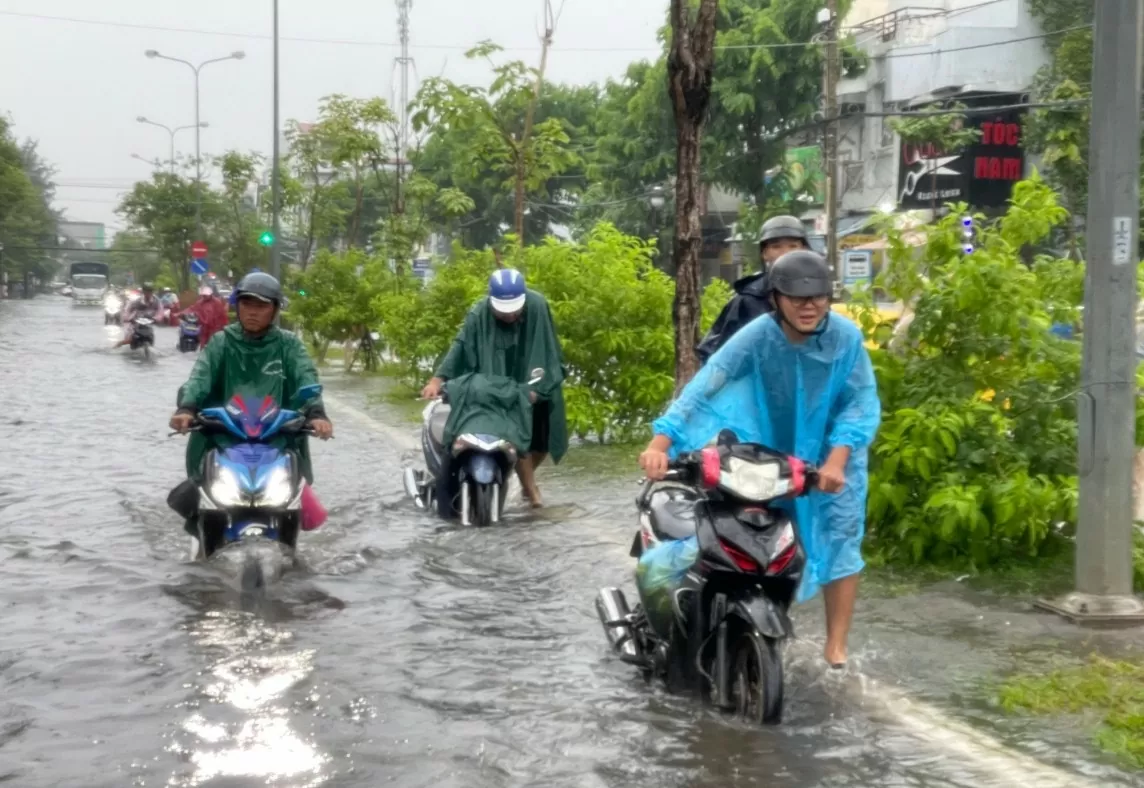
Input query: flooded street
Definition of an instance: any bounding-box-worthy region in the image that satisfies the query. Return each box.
[1,296,1141,788]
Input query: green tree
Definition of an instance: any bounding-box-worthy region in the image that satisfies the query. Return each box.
[215,150,266,277]
[117,172,221,291]
[107,228,162,285]
[0,118,58,293]
[1025,0,1093,257]
[412,41,579,246]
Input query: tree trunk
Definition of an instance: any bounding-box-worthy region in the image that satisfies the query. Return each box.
[667,0,718,392]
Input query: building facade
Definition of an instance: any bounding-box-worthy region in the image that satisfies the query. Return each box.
[790,0,1048,242]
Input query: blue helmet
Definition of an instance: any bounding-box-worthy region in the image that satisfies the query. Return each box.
[488,268,526,313]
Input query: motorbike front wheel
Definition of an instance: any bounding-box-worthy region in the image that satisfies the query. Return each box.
[472,482,495,526]
[728,629,784,725]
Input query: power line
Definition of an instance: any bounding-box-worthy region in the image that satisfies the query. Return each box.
[0,8,1092,57]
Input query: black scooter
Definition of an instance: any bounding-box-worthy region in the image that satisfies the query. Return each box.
[594,431,816,724]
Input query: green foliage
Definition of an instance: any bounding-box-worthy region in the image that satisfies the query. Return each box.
[412,42,578,243]
[998,655,1144,769]
[853,176,1087,567]
[295,225,728,441]
[0,117,58,286]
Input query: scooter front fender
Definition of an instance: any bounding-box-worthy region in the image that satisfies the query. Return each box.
[466,452,498,484]
[730,595,793,640]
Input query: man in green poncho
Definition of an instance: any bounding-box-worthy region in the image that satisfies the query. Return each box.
[167,272,334,541]
[420,268,567,509]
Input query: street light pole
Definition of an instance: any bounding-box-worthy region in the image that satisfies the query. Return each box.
[136,117,207,174]
[144,49,245,243]
[270,0,282,281]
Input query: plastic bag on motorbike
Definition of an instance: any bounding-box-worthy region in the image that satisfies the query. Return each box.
[635,536,699,636]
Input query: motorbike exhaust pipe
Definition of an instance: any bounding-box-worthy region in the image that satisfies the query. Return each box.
[402,468,426,509]
[595,587,639,660]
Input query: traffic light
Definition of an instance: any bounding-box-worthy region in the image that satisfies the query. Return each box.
[258,230,274,247]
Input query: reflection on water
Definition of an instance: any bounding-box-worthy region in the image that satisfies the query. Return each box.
[171,609,330,787]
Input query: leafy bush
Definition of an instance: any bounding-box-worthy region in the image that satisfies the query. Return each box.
[293,223,728,442]
[851,175,1097,567]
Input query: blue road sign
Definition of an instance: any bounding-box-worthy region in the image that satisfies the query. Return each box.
[190,258,209,276]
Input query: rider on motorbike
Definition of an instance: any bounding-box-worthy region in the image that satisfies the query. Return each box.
[114,282,166,348]
[695,215,810,364]
[184,285,229,347]
[167,272,334,539]
[420,268,567,510]
[639,250,881,669]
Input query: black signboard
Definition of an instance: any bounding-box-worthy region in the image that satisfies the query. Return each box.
[896,93,1027,210]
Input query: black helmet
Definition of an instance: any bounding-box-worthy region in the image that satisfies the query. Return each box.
[234,272,282,306]
[759,215,808,246]
[769,250,833,299]
[141,281,155,293]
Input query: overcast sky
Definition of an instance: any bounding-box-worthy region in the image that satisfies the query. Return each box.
[0,0,668,235]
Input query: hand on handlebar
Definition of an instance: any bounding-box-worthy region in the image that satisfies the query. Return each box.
[420,377,444,400]
[815,461,846,494]
[638,447,671,481]
[310,418,334,440]
[169,412,195,434]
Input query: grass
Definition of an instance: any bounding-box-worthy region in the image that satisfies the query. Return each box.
[997,655,1144,769]
[367,375,427,424]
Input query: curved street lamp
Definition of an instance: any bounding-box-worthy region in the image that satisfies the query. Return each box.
[143,49,245,241]
[136,116,208,174]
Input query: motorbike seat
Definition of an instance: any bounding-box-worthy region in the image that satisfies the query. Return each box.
[648,488,698,541]
[428,403,451,447]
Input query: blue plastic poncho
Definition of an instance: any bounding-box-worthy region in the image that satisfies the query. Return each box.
[652,313,881,603]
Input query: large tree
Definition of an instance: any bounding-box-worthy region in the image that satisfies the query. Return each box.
[667,0,719,389]
[412,41,578,246]
[0,118,58,294]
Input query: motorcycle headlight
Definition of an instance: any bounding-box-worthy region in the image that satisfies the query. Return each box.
[256,466,293,508]
[718,456,792,502]
[209,467,244,507]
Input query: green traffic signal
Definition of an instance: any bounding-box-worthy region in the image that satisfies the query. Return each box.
[258,230,274,247]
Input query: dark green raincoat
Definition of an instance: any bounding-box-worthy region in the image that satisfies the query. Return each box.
[177,324,325,482]
[442,372,533,454]
[435,289,568,462]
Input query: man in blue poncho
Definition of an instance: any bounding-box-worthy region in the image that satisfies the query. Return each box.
[639,250,881,668]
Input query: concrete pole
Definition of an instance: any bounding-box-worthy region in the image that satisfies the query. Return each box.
[1037,0,1144,625]
[822,0,840,281]
[270,0,282,282]
[194,67,202,244]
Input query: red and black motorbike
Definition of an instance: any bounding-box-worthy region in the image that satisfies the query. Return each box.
[595,430,816,725]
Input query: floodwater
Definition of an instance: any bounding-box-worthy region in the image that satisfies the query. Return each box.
[1,296,1140,788]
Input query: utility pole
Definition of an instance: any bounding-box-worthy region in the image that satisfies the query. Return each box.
[1036,0,1144,626]
[393,0,414,217]
[270,0,282,281]
[820,1,841,279]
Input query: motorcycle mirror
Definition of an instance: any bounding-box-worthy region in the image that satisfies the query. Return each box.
[294,383,323,406]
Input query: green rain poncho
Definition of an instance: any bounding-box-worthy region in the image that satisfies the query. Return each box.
[435,290,568,462]
[176,324,325,482]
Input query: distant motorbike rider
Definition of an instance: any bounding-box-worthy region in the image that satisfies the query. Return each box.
[115,282,166,348]
[695,215,810,364]
[420,268,568,510]
[184,284,229,347]
[167,272,334,541]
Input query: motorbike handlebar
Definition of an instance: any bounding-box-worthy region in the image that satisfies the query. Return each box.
[167,415,321,438]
